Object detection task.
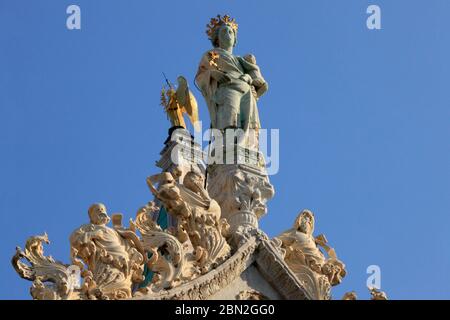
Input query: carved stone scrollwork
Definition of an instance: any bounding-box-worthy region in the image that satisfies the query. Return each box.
[144,170,231,288]
[12,233,78,300]
[207,164,274,247]
[236,290,268,300]
[281,259,331,300]
[134,202,199,291]
[134,238,258,300]
[10,12,363,300]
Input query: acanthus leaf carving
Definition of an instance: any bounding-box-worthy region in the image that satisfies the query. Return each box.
[133,201,199,291]
[139,169,231,293]
[11,233,77,300]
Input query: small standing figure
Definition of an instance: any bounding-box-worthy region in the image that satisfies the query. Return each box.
[160,75,200,131]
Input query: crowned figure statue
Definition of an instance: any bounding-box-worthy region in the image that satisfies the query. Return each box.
[195,15,268,134]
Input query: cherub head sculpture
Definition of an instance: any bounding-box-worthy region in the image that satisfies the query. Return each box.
[88,203,110,226]
[293,209,315,235]
[206,14,238,48]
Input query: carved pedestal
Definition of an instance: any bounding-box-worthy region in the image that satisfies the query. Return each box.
[207,153,275,247]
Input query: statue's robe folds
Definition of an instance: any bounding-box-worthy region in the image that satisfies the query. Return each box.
[278,229,326,268]
[195,48,262,131]
[177,184,231,268]
[70,224,133,296]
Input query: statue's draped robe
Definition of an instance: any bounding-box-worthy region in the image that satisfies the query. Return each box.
[70,224,131,294]
[177,184,230,267]
[195,48,261,131]
[278,229,326,267]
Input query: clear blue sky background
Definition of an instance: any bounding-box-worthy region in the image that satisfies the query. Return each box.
[1,0,449,300]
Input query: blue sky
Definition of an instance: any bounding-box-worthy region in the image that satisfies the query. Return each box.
[1,0,449,300]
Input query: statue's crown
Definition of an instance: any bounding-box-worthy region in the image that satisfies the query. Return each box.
[206,14,238,39]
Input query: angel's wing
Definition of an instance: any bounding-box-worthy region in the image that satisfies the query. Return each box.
[184,88,200,131]
[176,76,200,131]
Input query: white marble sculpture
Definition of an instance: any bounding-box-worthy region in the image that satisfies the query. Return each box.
[11,14,382,301]
[276,210,347,299]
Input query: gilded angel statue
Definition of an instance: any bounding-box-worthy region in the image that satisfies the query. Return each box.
[160,75,200,131]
